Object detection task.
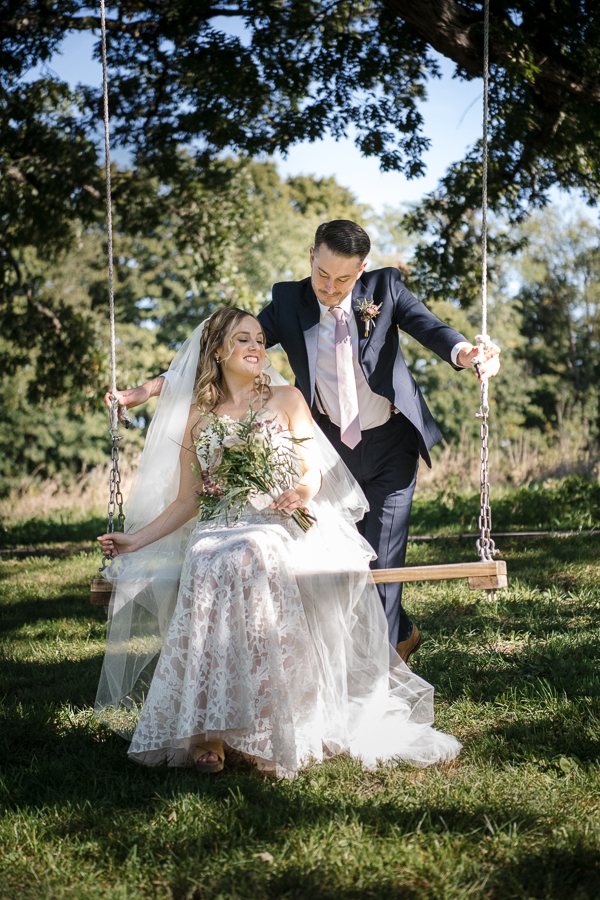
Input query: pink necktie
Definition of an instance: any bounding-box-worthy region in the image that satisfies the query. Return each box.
[330,307,361,449]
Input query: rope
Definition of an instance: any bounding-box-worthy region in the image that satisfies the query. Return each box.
[474,0,499,575]
[99,0,129,571]
[480,0,489,342]
[100,0,117,399]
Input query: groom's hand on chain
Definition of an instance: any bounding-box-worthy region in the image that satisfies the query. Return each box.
[270,488,309,515]
[457,344,501,381]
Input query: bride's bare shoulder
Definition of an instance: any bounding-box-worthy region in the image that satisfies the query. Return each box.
[186,404,211,438]
[270,385,306,407]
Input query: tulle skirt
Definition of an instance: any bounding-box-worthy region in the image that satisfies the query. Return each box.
[127,507,461,778]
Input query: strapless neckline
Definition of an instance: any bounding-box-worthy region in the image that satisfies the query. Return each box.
[210,411,285,428]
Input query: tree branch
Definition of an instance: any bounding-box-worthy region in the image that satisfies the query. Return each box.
[28,291,63,334]
[0,7,243,41]
[4,161,101,200]
[382,0,600,106]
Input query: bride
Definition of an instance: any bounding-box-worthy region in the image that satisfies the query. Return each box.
[95,307,461,778]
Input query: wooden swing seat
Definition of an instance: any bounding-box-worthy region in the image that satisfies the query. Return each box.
[90,560,507,607]
[371,559,507,590]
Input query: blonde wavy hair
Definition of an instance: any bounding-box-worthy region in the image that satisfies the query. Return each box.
[195,307,272,412]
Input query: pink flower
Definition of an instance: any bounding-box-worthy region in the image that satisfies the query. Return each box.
[200,470,223,497]
[366,305,379,317]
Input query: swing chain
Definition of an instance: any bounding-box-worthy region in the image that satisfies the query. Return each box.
[99,398,126,573]
[476,374,498,564]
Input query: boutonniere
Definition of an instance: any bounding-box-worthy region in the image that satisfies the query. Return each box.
[355,296,382,338]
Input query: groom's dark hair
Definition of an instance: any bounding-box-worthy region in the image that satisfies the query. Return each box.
[314,220,371,261]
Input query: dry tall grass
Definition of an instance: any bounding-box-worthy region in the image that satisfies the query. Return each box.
[0,457,138,527]
[418,426,599,493]
[1,428,597,530]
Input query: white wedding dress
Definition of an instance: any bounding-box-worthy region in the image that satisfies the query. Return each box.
[124,420,461,778]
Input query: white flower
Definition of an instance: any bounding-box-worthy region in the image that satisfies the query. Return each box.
[209,448,223,468]
[223,434,246,449]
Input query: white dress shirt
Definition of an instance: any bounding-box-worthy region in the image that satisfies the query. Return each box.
[315,295,392,430]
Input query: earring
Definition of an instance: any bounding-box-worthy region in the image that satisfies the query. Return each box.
[215,355,221,364]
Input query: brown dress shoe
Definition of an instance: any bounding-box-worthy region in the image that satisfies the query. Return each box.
[396,625,423,665]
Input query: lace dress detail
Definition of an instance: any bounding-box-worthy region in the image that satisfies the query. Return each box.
[128,508,327,776]
[127,422,461,777]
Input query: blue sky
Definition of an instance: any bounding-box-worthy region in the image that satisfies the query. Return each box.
[33,25,586,216]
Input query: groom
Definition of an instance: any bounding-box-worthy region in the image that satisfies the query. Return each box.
[109,219,500,664]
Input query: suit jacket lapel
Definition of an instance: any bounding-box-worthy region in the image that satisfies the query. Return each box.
[351,280,371,362]
[298,282,320,406]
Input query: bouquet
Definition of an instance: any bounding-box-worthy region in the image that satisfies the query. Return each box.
[193,409,316,532]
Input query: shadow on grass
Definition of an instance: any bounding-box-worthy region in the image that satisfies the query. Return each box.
[176,845,600,900]
[1,653,104,710]
[1,516,107,549]
[170,844,600,900]
[0,721,570,864]
[0,592,106,631]
[484,711,600,765]
[418,635,600,697]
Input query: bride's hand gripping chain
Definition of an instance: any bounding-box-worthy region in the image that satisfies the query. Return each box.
[96,407,205,557]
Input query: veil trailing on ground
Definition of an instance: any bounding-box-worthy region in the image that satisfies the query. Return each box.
[95,318,460,771]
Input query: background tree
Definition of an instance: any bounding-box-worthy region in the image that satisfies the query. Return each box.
[2,0,599,495]
[0,162,368,495]
[3,1,599,408]
[4,1,600,211]
[513,210,600,438]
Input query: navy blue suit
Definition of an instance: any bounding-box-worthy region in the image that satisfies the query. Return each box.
[258,268,467,645]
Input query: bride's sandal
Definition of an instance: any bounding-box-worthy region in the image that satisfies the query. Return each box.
[192,739,225,774]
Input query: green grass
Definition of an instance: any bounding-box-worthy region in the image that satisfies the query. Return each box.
[2,535,600,898]
[410,474,600,535]
[3,473,598,550]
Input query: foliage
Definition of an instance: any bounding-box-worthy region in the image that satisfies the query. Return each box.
[395,202,600,454]
[2,535,600,898]
[401,175,527,311]
[239,161,368,298]
[1,145,264,404]
[3,0,600,311]
[2,2,435,173]
[512,209,600,434]
[4,1,600,212]
[410,473,600,535]
[0,162,366,494]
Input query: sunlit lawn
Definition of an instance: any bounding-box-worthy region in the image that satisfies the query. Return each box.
[1,533,600,899]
